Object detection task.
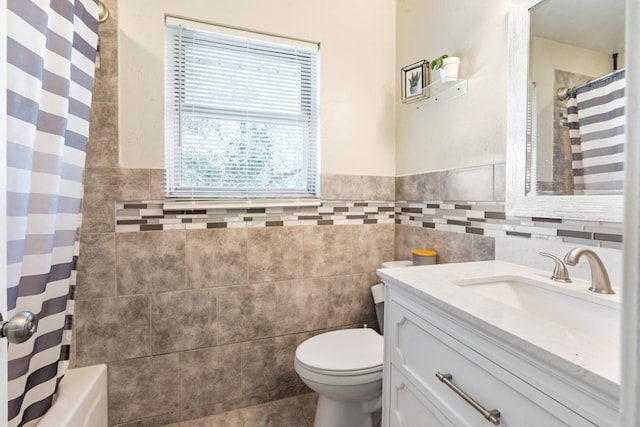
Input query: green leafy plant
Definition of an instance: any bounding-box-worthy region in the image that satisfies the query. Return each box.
[408,70,421,87]
[430,54,449,71]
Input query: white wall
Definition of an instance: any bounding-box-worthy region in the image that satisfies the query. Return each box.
[118,0,396,177]
[396,0,510,176]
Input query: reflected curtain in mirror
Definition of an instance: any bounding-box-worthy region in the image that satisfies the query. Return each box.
[567,70,625,195]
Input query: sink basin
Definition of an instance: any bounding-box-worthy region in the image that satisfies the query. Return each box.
[454,275,620,345]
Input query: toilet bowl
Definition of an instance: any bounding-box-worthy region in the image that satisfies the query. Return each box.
[294,328,383,427]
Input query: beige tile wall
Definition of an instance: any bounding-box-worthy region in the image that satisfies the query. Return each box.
[77,221,393,426]
[77,220,394,426]
[395,224,495,264]
[394,166,500,263]
[395,166,623,250]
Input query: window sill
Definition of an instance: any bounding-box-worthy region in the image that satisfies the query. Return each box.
[162,199,322,211]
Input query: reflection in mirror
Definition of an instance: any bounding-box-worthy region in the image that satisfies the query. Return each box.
[528,0,625,196]
[506,0,625,222]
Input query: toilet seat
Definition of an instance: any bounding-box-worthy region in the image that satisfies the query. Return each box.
[295,328,383,376]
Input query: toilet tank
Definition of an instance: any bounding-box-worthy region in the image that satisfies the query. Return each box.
[381,260,413,269]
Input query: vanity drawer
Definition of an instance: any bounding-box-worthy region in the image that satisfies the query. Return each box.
[387,298,595,427]
[388,365,456,427]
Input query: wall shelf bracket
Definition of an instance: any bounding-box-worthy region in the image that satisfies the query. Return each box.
[428,79,468,103]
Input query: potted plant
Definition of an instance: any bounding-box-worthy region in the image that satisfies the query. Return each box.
[431,54,460,83]
[408,70,422,94]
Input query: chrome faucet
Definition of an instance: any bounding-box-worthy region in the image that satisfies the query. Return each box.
[563,248,615,294]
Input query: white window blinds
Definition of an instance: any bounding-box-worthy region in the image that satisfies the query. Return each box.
[164,17,320,200]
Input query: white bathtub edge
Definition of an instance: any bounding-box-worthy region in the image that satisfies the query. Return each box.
[37,364,108,427]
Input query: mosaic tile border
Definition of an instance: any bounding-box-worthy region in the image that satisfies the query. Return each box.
[115,201,396,232]
[115,198,624,249]
[395,200,624,249]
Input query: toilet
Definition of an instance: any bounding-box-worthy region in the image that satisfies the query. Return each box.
[294,328,384,427]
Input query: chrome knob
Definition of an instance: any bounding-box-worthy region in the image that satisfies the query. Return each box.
[1,311,38,344]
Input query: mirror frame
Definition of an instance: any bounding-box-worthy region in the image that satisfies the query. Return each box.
[506,0,624,222]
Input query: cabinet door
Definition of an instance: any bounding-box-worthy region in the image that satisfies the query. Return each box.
[388,298,596,427]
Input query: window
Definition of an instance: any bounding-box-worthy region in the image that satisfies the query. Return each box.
[164,17,320,200]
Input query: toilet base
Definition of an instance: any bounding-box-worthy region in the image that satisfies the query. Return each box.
[313,394,379,427]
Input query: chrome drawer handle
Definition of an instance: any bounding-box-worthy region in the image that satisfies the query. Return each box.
[436,371,501,425]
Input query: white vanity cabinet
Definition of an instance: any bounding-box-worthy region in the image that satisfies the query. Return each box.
[381,278,618,427]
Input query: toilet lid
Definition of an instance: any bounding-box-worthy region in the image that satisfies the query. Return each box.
[295,328,383,374]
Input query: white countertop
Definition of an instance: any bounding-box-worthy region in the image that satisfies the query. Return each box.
[377,260,621,401]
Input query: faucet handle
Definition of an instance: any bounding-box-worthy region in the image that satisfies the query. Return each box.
[539,252,572,283]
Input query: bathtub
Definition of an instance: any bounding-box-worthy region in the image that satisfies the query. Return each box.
[37,364,108,427]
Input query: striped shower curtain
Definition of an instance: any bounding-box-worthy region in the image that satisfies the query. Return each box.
[6,1,98,425]
[570,70,626,195]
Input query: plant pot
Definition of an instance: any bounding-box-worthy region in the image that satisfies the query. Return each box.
[438,56,460,83]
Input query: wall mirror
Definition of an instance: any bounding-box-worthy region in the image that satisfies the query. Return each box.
[506,0,625,222]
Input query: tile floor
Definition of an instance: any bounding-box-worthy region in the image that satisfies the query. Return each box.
[166,393,318,427]
[165,393,382,427]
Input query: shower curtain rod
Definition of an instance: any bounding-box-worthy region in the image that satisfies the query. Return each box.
[557,67,626,101]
